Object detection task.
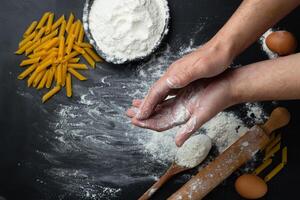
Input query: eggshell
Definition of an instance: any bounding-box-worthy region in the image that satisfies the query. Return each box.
[235,174,268,199]
[266,31,297,56]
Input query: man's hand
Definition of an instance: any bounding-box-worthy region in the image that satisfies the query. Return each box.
[127,74,235,147]
[135,40,233,120]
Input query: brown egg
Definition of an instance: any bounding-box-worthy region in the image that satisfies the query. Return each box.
[235,174,268,199]
[266,30,297,56]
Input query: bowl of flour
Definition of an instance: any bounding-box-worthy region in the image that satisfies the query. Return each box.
[83,0,170,64]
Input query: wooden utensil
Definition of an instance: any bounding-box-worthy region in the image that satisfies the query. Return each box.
[168,107,290,200]
[139,163,189,200]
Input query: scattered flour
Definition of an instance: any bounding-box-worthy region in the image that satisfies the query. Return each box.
[175,134,212,168]
[259,28,278,59]
[89,0,169,63]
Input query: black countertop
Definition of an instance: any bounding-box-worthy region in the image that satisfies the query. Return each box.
[1,0,300,199]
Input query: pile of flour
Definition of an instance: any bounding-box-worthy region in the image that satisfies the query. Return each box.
[89,0,169,63]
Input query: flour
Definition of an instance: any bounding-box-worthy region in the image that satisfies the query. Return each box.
[259,28,278,59]
[89,0,169,63]
[175,134,212,168]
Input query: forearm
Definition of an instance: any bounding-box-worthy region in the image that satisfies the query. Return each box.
[212,0,300,59]
[230,53,300,103]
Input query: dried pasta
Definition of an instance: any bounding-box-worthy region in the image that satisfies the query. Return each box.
[16,12,103,103]
[264,163,285,182]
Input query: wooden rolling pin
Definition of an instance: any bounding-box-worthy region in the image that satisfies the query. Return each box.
[168,107,290,200]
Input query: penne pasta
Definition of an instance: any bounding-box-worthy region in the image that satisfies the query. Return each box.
[15,41,33,54]
[82,52,96,68]
[46,66,56,88]
[37,70,49,90]
[27,69,40,87]
[42,85,61,103]
[264,163,285,182]
[253,159,272,175]
[77,24,84,44]
[73,20,81,40]
[18,64,37,80]
[69,57,80,63]
[58,37,65,61]
[63,51,80,62]
[25,40,41,55]
[73,44,85,54]
[57,64,62,85]
[51,15,65,31]
[265,134,281,154]
[33,27,46,42]
[41,29,58,43]
[66,13,75,33]
[84,48,102,62]
[43,37,59,50]
[36,58,53,73]
[66,35,76,55]
[45,13,54,34]
[23,21,38,38]
[36,12,51,30]
[67,63,88,70]
[19,31,37,47]
[20,57,41,67]
[68,68,87,81]
[66,73,72,97]
[59,20,67,38]
[78,42,93,49]
[28,50,47,59]
[61,62,68,86]
[264,142,281,161]
[33,70,46,88]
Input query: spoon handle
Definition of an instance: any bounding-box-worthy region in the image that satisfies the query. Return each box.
[138,164,186,200]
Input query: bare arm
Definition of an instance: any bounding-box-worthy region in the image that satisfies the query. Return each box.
[231,53,300,103]
[135,0,300,120]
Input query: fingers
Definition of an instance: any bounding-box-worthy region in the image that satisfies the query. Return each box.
[136,78,171,120]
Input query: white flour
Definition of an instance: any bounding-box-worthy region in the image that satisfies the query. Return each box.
[89,0,169,63]
[175,134,212,168]
[259,28,278,59]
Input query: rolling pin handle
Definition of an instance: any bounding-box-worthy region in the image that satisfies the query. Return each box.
[261,107,291,135]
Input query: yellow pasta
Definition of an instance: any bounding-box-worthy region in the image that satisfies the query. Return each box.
[58,37,65,61]
[16,41,33,54]
[84,48,103,62]
[66,13,75,33]
[73,20,81,40]
[264,163,285,182]
[25,40,41,55]
[33,70,46,88]
[253,159,272,175]
[41,29,58,43]
[37,70,49,90]
[59,20,67,38]
[66,73,72,97]
[28,50,47,59]
[46,66,56,88]
[69,57,80,63]
[51,15,65,31]
[78,42,93,49]
[42,85,61,103]
[23,21,38,37]
[37,12,51,30]
[19,31,37,47]
[68,63,88,70]
[66,23,76,44]
[36,58,53,73]
[264,142,281,161]
[57,64,62,85]
[18,64,37,80]
[63,51,80,62]
[61,62,68,86]
[265,134,281,154]
[46,13,54,34]
[66,35,75,55]
[33,27,46,42]
[43,37,59,50]
[68,68,87,81]
[73,44,85,54]
[20,57,41,67]
[77,24,84,44]
[39,51,57,64]
[82,52,96,68]
[282,147,287,164]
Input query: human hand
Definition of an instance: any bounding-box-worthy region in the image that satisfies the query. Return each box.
[135,40,233,120]
[127,73,236,147]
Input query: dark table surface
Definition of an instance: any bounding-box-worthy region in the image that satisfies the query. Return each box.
[1,0,300,200]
